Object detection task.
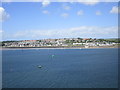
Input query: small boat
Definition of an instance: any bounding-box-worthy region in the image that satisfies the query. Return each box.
[52,55,55,57]
[38,65,42,68]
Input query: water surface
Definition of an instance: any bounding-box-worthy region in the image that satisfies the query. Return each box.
[2,48,118,88]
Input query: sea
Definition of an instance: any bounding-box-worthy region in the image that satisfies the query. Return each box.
[2,48,118,88]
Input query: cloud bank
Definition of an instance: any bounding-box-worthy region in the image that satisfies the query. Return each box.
[4,26,118,40]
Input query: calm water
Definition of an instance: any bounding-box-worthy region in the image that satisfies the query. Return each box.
[2,48,118,88]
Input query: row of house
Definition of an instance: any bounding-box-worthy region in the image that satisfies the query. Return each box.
[2,38,118,47]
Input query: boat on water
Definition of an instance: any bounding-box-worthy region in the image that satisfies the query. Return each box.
[52,55,55,57]
[38,65,42,68]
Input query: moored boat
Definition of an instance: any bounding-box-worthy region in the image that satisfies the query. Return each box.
[38,65,42,68]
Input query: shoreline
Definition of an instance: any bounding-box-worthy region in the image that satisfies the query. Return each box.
[0,46,119,50]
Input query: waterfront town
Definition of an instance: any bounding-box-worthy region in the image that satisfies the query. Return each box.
[1,38,119,48]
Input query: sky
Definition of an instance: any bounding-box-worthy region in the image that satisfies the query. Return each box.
[0,1,119,41]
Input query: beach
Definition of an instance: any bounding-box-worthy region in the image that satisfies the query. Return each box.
[1,45,119,50]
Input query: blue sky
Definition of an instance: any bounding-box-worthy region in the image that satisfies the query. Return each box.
[0,2,119,41]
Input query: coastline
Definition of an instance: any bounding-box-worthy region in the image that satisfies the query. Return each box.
[0,45,119,50]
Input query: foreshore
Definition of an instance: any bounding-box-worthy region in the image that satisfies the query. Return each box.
[0,45,119,50]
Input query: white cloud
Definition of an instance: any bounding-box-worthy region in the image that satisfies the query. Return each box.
[42,10,50,14]
[96,11,102,15]
[103,0,119,2]
[110,6,120,14]
[77,0,119,5]
[0,30,3,33]
[42,0,50,7]
[61,13,69,18]
[77,10,84,16]
[62,5,71,10]
[1,0,13,2]
[1,0,119,2]
[0,30,3,40]
[78,0,100,6]
[7,26,118,40]
[0,7,9,22]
